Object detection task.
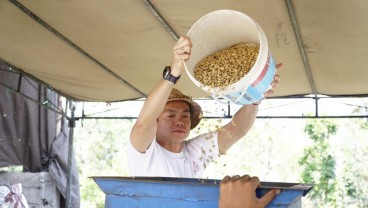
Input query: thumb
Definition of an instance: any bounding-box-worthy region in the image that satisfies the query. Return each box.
[258,189,280,206]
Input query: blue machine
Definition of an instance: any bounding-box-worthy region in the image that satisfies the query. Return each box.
[92,176,313,208]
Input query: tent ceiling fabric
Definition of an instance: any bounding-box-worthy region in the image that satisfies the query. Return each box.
[1,0,367,102]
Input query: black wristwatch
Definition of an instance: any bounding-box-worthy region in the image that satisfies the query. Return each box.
[163,66,180,84]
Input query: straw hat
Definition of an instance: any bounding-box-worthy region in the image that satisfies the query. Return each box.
[167,88,203,129]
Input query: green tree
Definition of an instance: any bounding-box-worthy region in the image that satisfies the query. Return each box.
[299,118,338,207]
[74,119,133,208]
[338,118,368,207]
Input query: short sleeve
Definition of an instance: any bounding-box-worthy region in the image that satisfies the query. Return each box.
[127,139,155,175]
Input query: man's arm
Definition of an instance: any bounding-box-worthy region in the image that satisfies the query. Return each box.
[217,63,282,154]
[130,36,192,152]
[217,104,258,154]
[130,81,174,153]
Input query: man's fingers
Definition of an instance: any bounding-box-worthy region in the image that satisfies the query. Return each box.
[173,36,192,59]
[271,79,280,87]
[264,90,273,97]
[276,63,283,70]
[175,36,192,50]
[248,176,261,189]
[222,175,231,181]
[241,174,250,180]
[230,175,241,181]
[259,189,281,206]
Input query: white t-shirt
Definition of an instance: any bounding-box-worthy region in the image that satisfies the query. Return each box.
[127,132,219,178]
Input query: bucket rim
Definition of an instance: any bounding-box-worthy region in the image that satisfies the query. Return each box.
[184,9,270,96]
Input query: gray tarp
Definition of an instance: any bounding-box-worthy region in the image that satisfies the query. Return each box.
[0,63,80,207]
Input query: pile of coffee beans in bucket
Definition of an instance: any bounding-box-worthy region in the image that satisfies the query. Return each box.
[194,43,259,88]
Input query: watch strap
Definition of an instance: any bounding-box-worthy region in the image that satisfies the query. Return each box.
[163,66,180,84]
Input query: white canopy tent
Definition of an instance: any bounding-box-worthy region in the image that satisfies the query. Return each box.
[1,0,368,102]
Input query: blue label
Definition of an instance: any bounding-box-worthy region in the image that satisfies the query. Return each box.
[224,55,276,105]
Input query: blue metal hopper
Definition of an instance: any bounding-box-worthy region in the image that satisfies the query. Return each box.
[92,176,313,208]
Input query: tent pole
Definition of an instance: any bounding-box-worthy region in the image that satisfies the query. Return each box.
[315,96,319,118]
[285,0,317,96]
[142,0,179,41]
[65,100,76,208]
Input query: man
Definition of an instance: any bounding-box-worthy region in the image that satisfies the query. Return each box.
[128,36,281,178]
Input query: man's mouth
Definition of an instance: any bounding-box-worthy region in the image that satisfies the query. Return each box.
[172,129,186,133]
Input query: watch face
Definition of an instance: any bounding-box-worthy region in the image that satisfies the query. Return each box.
[163,66,171,78]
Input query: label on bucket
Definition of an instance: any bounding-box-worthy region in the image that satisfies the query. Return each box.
[223,54,276,105]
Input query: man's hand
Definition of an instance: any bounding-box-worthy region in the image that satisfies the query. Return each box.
[170,36,192,77]
[219,175,280,208]
[264,63,282,97]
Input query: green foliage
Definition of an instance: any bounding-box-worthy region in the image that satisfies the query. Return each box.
[304,119,337,142]
[0,165,23,172]
[337,119,368,207]
[299,119,338,206]
[299,118,368,207]
[74,119,133,207]
[351,100,368,130]
[359,119,368,130]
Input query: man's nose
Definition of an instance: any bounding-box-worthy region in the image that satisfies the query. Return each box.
[175,118,185,126]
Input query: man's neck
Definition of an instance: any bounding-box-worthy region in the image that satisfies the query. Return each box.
[156,139,184,153]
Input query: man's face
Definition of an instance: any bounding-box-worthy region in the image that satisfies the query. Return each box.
[156,100,191,143]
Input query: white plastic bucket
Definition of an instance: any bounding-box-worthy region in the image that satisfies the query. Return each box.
[185,10,276,105]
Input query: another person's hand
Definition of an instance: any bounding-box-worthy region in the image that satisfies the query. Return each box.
[264,63,282,97]
[219,175,280,208]
[170,36,192,77]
